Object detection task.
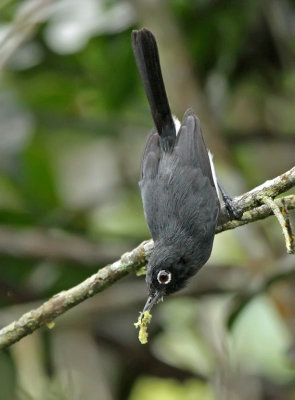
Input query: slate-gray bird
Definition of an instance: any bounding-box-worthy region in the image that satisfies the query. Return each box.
[131,28,235,314]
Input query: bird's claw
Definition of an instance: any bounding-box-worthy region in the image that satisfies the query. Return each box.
[223,195,243,220]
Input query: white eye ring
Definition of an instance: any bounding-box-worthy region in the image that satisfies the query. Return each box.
[157,270,171,285]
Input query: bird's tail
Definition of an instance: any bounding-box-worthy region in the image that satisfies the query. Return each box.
[131,28,176,150]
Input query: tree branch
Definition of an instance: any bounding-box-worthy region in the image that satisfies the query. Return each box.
[0,240,152,350]
[233,166,295,209]
[216,194,295,233]
[0,167,294,350]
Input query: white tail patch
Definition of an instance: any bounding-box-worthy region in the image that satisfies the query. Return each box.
[173,115,181,135]
[208,150,220,199]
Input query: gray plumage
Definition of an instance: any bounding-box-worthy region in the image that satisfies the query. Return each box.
[132,28,220,310]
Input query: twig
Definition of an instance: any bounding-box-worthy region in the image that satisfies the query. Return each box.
[259,195,294,254]
[281,197,295,253]
[0,168,294,350]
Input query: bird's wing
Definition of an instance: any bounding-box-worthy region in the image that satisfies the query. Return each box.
[174,109,215,188]
[139,109,219,242]
[140,164,219,242]
[140,129,161,180]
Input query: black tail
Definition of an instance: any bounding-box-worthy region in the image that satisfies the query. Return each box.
[131,28,176,149]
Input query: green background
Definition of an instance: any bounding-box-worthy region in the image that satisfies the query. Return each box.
[0,0,295,399]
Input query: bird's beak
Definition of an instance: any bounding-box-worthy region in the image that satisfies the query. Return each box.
[142,291,163,313]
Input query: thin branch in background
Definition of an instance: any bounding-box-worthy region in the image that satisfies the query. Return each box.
[227,255,295,329]
[259,195,295,254]
[0,0,54,70]
[0,167,294,350]
[0,226,129,266]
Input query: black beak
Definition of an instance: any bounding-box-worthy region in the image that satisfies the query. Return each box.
[142,291,163,313]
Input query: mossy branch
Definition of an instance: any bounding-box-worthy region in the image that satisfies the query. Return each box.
[0,166,294,350]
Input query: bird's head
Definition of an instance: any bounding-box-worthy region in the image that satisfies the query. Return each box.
[142,244,197,313]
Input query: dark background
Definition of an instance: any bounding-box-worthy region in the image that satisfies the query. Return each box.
[0,0,295,399]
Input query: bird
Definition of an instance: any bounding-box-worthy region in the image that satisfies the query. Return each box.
[131,28,237,314]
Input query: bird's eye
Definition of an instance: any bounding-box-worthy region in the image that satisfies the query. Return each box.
[157,270,171,285]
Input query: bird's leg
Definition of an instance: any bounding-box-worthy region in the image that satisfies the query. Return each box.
[217,177,242,220]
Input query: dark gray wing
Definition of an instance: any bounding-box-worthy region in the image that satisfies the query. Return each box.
[140,108,219,243]
[141,165,219,243]
[175,109,215,187]
[140,129,161,180]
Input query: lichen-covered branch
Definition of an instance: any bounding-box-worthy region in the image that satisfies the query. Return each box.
[0,167,294,350]
[216,194,295,233]
[0,241,152,350]
[234,166,295,210]
[217,165,295,230]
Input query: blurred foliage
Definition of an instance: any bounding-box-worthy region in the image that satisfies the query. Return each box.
[0,0,295,399]
[129,377,215,400]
